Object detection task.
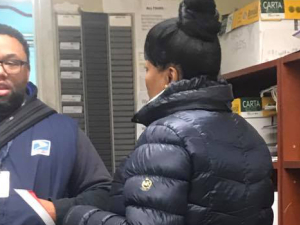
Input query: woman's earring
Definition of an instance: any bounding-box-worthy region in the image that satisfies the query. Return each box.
[164,84,168,89]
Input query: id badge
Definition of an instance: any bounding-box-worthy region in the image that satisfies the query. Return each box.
[0,171,10,198]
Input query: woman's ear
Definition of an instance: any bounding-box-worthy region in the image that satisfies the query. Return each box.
[167,66,179,83]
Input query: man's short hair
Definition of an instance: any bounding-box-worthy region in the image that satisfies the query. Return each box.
[0,24,30,65]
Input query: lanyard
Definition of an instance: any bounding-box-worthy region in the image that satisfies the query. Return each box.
[0,141,12,170]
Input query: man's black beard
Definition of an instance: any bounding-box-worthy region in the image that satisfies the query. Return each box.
[0,90,25,123]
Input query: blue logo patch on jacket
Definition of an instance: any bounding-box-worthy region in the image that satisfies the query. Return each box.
[31,140,51,156]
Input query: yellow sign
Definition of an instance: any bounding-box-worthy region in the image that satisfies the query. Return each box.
[222,0,300,34]
[232,97,276,118]
[284,0,300,19]
[232,1,260,30]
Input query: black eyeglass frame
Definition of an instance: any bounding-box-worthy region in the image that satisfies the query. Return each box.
[0,59,29,74]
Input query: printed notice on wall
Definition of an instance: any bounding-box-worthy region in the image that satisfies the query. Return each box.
[141,14,164,32]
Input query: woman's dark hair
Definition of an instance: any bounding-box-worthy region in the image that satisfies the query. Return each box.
[144,0,221,80]
[0,24,30,66]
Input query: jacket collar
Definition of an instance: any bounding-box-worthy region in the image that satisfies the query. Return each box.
[26,82,38,101]
[132,76,234,126]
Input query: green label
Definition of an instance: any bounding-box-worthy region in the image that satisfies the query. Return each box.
[241,98,262,112]
[261,0,285,14]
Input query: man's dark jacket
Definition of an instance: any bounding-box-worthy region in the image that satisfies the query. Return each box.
[0,83,111,225]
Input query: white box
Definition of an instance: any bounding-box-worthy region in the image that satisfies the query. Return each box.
[220,20,300,74]
[246,116,277,145]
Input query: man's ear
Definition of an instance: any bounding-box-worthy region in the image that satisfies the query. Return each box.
[26,69,30,82]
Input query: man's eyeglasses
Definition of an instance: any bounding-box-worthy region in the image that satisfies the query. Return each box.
[0,59,29,74]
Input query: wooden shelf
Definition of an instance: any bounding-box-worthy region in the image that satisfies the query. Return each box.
[283,161,300,169]
[221,51,300,225]
[282,51,300,65]
[222,60,277,98]
[222,51,300,80]
[223,60,277,80]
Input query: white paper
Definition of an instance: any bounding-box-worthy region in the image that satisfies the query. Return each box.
[60,60,80,68]
[62,95,82,102]
[63,106,83,114]
[15,189,55,225]
[60,42,80,50]
[61,71,81,79]
[0,171,10,198]
[109,15,132,27]
[57,15,81,27]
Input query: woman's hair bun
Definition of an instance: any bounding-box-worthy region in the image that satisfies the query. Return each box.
[178,0,221,41]
[184,0,216,14]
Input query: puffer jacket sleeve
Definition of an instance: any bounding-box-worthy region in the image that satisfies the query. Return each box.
[64,123,191,225]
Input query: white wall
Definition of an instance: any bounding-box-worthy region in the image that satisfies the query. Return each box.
[36,0,103,111]
[52,0,103,12]
[34,0,60,110]
[38,0,254,111]
[52,0,255,15]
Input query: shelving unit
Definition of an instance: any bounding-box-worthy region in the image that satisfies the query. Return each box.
[223,51,300,225]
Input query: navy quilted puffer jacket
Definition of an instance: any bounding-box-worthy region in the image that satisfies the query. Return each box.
[64,77,274,225]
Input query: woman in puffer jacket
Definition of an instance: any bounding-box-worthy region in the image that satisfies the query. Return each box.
[64,0,274,224]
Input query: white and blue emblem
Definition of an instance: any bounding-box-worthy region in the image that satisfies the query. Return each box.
[31,140,51,156]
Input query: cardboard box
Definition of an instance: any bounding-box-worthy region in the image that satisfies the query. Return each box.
[221,0,300,33]
[232,97,277,145]
[232,97,276,118]
[219,0,300,74]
